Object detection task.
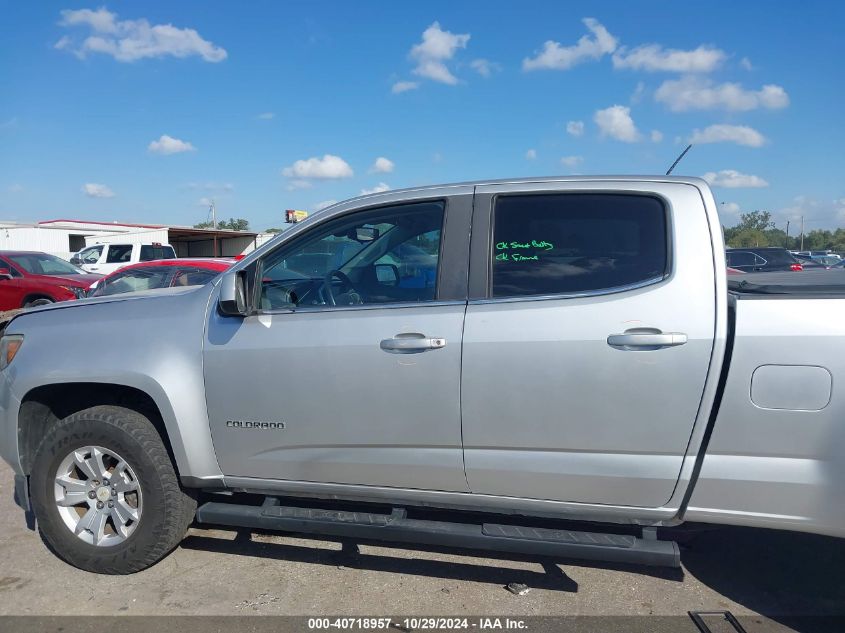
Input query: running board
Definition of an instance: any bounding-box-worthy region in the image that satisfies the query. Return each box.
[195,500,680,568]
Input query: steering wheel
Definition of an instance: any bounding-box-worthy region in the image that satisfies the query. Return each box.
[322,269,354,306]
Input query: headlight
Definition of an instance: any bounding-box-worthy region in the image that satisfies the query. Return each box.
[60,285,87,299]
[0,335,23,370]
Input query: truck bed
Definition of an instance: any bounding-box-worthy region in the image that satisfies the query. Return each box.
[729,269,845,296]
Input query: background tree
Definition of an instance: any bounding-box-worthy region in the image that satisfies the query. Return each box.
[719,210,845,251]
[193,218,250,231]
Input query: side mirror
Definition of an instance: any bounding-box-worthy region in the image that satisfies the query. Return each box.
[375,263,399,286]
[70,256,82,265]
[218,271,248,316]
[0,268,12,280]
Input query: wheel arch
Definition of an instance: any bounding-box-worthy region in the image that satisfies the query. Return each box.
[18,383,179,478]
[21,294,56,308]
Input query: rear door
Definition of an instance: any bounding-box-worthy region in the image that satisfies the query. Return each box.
[98,244,134,274]
[461,181,717,508]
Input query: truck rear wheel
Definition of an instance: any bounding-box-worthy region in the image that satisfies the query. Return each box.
[29,405,196,574]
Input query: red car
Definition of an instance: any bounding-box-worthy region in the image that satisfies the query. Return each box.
[88,258,234,297]
[0,251,102,310]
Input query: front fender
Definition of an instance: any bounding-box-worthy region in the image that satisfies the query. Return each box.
[0,285,224,483]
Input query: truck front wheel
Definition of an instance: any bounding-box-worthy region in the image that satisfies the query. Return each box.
[29,405,196,574]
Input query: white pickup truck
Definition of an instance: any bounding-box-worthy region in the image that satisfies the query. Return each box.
[70,242,176,275]
[1,176,843,575]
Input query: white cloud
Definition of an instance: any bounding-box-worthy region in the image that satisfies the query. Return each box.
[612,44,726,73]
[82,183,115,198]
[560,155,583,168]
[361,182,391,195]
[566,120,585,137]
[56,7,227,63]
[470,58,500,77]
[409,22,470,85]
[721,201,741,213]
[59,7,119,33]
[650,130,663,143]
[7,184,23,193]
[392,81,419,94]
[525,149,537,160]
[655,75,790,112]
[198,196,213,207]
[185,181,234,192]
[702,170,769,188]
[282,154,353,180]
[257,112,274,120]
[286,180,313,191]
[689,124,767,147]
[148,134,196,154]
[314,200,338,211]
[777,196,845,229]
[740,57,754,71]
[594,105,641,142]
[370,157,395,173]
[630,81,646,103]
[523,18,617,71]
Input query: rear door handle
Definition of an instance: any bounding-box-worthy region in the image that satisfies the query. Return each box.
[607,330,687,350]
[380,333,446,353]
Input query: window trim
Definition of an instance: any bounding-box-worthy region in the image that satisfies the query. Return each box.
[251,198,453,315]
[480,190,672,303]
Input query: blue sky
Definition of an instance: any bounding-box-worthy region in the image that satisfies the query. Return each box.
[1,1,843,232]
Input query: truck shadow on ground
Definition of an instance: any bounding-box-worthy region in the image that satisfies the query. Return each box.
[180,527,682,593]
[680,525,845,619]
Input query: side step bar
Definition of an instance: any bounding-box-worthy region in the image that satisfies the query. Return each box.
[196,500,680,568]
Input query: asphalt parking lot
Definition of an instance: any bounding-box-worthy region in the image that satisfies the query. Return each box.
[0,463,843,632]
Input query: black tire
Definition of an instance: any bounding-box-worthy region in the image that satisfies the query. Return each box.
[23,297,53,308]
[30,405,196,574]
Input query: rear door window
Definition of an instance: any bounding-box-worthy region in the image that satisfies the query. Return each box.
[726,251,756,267]
[490,193,668,298]
[140,245,176,261]
[105,244,134,264]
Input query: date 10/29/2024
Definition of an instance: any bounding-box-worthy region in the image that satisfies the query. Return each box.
[495,240,554,262]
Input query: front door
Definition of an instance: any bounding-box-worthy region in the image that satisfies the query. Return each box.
[204,192,472,492]
[460,183,717,508]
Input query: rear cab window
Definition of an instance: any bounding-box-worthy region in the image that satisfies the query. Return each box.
[490,193,668,298]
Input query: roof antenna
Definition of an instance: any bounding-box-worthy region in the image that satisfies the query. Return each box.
[666,144,693,175]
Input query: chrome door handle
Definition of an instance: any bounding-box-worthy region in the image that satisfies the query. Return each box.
[607,330,687,350]
[380,333,446,353]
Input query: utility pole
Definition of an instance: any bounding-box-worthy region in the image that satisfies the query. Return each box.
[800,215,805,251]
[786,220,790,249]
[210,200,218,257]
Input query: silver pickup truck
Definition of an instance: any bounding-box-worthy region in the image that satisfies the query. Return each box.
[1,176,843,575]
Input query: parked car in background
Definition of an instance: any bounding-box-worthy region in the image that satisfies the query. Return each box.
[793,255,827,269]
[794,250,841,260]
[725,247,803,272]
[0,251,101,310]
[87,258,233,297]
[70,242,176,276]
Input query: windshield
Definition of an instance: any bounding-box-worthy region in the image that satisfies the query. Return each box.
[91,265,222,297]
[9,253,86,275]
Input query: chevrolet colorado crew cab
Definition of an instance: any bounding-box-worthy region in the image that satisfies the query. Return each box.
[1,176,843,575]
